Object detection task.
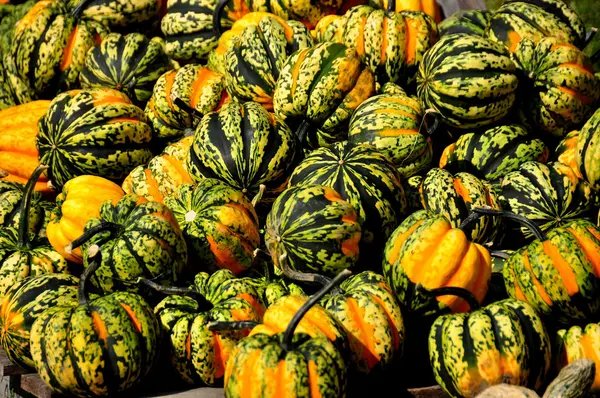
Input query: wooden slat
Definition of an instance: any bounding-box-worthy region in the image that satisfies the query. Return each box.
[19,374,57,398]
[0,349,28,376]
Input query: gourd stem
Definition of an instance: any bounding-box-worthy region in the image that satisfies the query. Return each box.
[71,0,95,18]
[66,221,123,254]
[419,109,440,136]
[206,321,260,331]
[459,207,546,241]
[137,278,213,310]
[584,27,598,49]
[295,120,311,145]
[591,48,600,65]
[385,0,396,12]
[416,283,480,312]
[212,0,229,37]
[17,164,49,248]
[281,269,352,352]
[277,253,336,288]
[78,245,101,306]
[490,250,510,260]
[170,94,205,120]
[251,184,266,207]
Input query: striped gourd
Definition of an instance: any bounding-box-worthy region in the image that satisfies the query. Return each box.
[438,10,491,38]
[440,124,549,182]
[164,179,260,275]
[243,0,342,29]
[145,65,228,144]
[405,174,423,212]
[0,180,47,235]
[348,91,432,178]
[154,269,264,385]
[486,0,586,53]
[555,130,582,179]
[288,141,406,259]
[36,88,154,189]
[0,273,78,370]
[512,38,600,138]
[67,0,168,29]
[248,277,306,308]
[429,294,551,398]
[500,161,597,239]
[224,15,313,109]
[312,13,345,43]
[576,107,600,190]
[418,168,502,244]
[122,136,193,203]
[416,34,519,130]
[557,322,600,391]
[273,42,376,149]
[382,210,492,316]
[80,33,174,106]
[503,219,600,326]
[187,101,298,203]
[264,184,362,277]
[368,0,441,23]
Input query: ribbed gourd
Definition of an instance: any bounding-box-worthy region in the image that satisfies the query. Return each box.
[273,42,376,149]
[241,0,343,29]
[36,88,154,189]
[511,38,600,138]
[440,124,549,182]
[66,0,168,29]
[576,107,600,190]
[224,15,313,109]
[368,0,441,23]
[557,322,600,392]
[416,34,519,130]
[79,33,174,107]
[438,9,491,38]
[555,130,582,179]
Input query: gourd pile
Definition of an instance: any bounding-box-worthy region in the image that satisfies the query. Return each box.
[2,0,600,397]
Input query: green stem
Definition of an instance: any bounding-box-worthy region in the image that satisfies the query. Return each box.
[281,269,351,352]
[171,94,205,120]
[66,220,123,254]
[277,253,335,288]
[17,164,48,248]
[591,48,600,65]
[137,278,213,310]
[490,250,510,260]
[295,120,311,145]
[70,0,95,18]
[459,207,546,241]
[419,109,440,136]
[78,245,102,306]
[212,0,229,37]
[416,283,481,312]
[385,0,396,12]
[251,184,266,208]
[584,27,598,50]
[206,321,260,331]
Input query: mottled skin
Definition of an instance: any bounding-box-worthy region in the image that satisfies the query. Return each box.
[67,0,166,28]
[557,323,600,392]
[576,108,600,191]
[438,10,491,38]
[0,180,46,234]
[555,130,582,179]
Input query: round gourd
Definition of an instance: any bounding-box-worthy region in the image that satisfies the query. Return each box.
[79,33,174,106]
[164,179,260,275]
[67,0,167,29]
[242,0,342,29]
[348,92,432,177]
[46,175,124,264]
[36,88,153,189]
[438,9,491,38]
[264,184,362,277]
[440,124,549,182]
[557,323,600,392]
[555,130,582,179]
[416,34,519,130]
[511,38,600,138]
[273,42,376,149]
[187,101,298,203]
[288,141,406,258]
[368,0,441,23]
[576,107,600,190]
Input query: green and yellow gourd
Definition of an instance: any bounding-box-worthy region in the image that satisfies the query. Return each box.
[511,38,600,139]
[239,0,342,29]
[438,9,491,38]
[145,65,228,145]
[273,42,376,149]
[416,34,519,130]
[151,269,264,385]
[248,277,306,308]
[264,184,362,277]
[0,180,47,234]
[0,273,79,370]
[440,124,549,182]
[29,246,161,397]
[164,179,260,275]
[36,88,154,190]
[79,33,174,107]
[500,161,596,239]
[348,89,432,178]
[557,323,600,392]
[486,0,586,53]
[66,193,188,295]
[425,285,552,398]
[187,101,298,203]
[288,141,406,259]
[576,107,600,190]
[0,165,69,296]
[417,168,502,244]
[555,130,582,179]
[224,15,313,109]
[67,0,168,29]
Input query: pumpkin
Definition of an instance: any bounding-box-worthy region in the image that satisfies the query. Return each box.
[511,38,600,138]
[368,0,440,23]
[187,101,298,203]
[438,9,491,38]
[67,0,168,29]
[273,42,376,149]
[486,0,586,53]
[382,209,492,316]
[0,165,69,296]
[79,33,174,107]
[151,268,264,385]
[557,322,600,392]
[46,175,124,264]
[440,124,549,182]
[416,34,519,130]
[164,179,260,275]
[0,180,47,235]
[66,193,187,295]
[0,273,79,370]
[424,285,552,398]
[576,107,600,190]
[122,136,193,203]
[29,246,161,397]
[500,161,596,239]
[145,65,228,144]
[36,88,154,189]
[348,91,432,177]
[288,141,406,259]
[224,15,313,109]
[0,100,52,194]
[264,184,362,277]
